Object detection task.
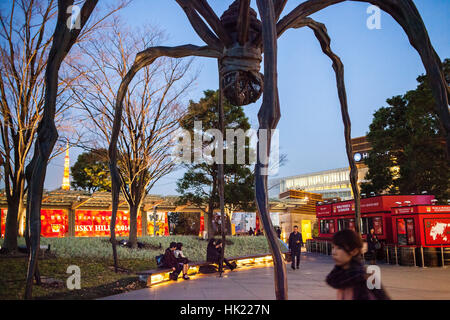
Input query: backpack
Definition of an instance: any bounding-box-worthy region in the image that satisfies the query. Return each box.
[155,254,164,268]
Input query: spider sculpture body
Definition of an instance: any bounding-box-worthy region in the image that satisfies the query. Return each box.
[109,0,449,300]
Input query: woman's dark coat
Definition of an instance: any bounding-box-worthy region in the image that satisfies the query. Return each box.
[162,248,178,268]
[206,240,220,262]
[326,259,390,300]
[367,233,379,252]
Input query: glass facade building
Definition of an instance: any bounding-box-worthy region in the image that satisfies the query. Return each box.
[279,167,369,201]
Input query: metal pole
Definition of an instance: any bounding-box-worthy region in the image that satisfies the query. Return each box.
[441,245,445,268]
[420,246,425,268]
[412,247,416,267]
[395,246,398,265]
[217,63,226,277]
[326,241,328,255]
[386,246,389,264]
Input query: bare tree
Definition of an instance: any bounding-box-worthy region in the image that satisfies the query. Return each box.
[0,0,89,252]
[23,0,129,300]
[73,20,195,255]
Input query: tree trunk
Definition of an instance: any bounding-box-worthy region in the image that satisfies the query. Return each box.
[128,204,139,249]
[17,196,26,237]
[3,200,19,253]
[205,208,214,239]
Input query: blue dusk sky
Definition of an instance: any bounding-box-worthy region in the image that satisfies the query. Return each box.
[44,0,450,195]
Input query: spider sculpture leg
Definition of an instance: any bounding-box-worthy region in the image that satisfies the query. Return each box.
[256,0,287,301]
[108,45,220,270]
[279,0,450,157]
[289,17,362,232]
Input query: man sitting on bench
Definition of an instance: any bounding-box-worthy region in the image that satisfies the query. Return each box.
[162,242,189,281]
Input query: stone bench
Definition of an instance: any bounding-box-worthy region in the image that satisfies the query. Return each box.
[136,253,280,287]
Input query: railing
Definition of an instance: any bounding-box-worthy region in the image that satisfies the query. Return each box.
[306,239,449,268]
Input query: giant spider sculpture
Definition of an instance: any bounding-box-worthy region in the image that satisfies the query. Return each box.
[108,0,449,299]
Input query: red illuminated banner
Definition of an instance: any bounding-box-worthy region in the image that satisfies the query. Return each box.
[316,204,332,216]
[41,209,68,237]
[75,210,142,237]
[424,218,450,246]
[330,195,435,216]
[199,212,204,233]
[393,205,450,215]
[332,201,354,215]
[163,212,169,236]
[1,209,6,238]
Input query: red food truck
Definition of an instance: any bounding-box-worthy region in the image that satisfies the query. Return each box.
[391,205,450,247]
[315,195,435,243]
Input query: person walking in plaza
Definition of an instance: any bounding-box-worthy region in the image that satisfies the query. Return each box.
[248,227,254,236]
[288,225,303,270]
[326,229,390,300]
[366,228,380,265]
[276,227,282,239]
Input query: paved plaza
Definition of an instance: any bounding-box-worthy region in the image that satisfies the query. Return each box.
[101,252,450,300]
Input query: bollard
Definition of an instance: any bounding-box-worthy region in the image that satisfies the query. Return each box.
[412,247,416,267]
[441,246,445,268]
[395,246,398,265]
[420,246,425,268]
[386,246,389,264]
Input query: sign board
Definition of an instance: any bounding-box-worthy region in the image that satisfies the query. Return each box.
[41,209,68,237]
[424,218,450,246]
[393,205,450,215]
[75,210,142,237]
[316,204,332,216]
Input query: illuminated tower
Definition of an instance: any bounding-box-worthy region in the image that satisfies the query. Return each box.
[62,143,70,190]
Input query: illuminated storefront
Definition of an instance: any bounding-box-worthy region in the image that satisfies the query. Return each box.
[74,210,143,237]
[279,167,369,201]
[315,194,436,243]
[391,205,450,247]
[41,209,69,237]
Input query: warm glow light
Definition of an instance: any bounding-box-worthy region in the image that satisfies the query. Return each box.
[148,255,274,286]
